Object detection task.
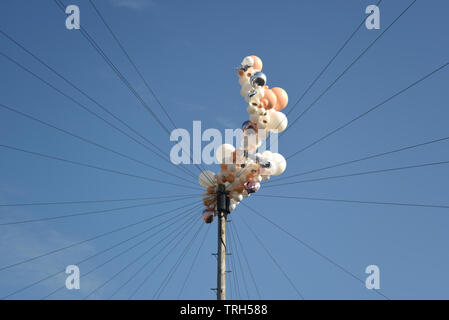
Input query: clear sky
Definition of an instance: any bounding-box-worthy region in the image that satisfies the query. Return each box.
[0,0,448,300]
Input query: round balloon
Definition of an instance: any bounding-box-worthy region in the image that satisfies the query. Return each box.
[198,170,216,188]
[216,144,235,164]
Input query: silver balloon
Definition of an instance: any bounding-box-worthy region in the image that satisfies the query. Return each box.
[250,72,267,88]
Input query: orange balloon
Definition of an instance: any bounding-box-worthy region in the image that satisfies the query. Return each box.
[260,88,277,110]
[220,164,228,171]
[227,173,235,183]
[271,87,288,111]
[250,55,263,71]
[234,184,245,193]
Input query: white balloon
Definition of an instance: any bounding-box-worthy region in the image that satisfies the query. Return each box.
[216,144,235,164]
[198,170,216,188]
[271,153,287,175]
[268,111,288,133]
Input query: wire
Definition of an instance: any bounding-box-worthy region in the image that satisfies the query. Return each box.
[228,222,250,299]
[0,196,197,226]
[283,0,417,135]
[177,224,211,299]
[254,194,449,210]
[229,221,251,300]
[0,143,202,190]
[53,0,215,186]
[0,194,198,207]
[286,61,449,160]
[2,201,201,299]
[83,211,199,299]
[237,210,305,300]
[230,218,262,299]
[126,216,200,299]
[265,159,449,188]
[0,102,196,186]
[242,202,390,300]
[0,200,199,272]
[43,204,202,300]
[279,0,382,129]
[271,135,449,183]
[87,0,177,130]
[153,222,204,299]
[0,31,197,182]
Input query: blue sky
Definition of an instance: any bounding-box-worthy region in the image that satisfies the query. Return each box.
[0,0,448,299]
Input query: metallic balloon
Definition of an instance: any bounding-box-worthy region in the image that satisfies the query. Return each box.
[250,72,267,88]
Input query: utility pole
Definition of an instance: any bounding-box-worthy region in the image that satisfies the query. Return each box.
[216,184,230,300]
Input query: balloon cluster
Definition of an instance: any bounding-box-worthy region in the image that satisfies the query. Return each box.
[199,56,288,223]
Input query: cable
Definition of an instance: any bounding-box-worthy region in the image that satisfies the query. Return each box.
[2,201,201,299]
[228,222,250,299]
[0,143,202,190]
[229,222,252,299]
[241,202,390,300]
[0,200,199,272]
[265,159,449,188]
[0,196,197,226]
[271,135,449,183]
[177,224,211,299]
[88,0,177,130]
[237,210,305,300]
[43,204,202,300]
[83,211,199,299]
[54,0,215,186]
[286,61,449,160]
[230,218,262,299]
[153,222,204,299]
[0,194,198,207]
[254,194,449,210]
[126,215,200,299]
[0,102,196,186]
[283,0,417,135]
[280,0,382,129]
[0,30,197,181]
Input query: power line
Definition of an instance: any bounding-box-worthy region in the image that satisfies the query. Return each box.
[0,48,195,182]
[3,203,197,300]
[43,204,202,300]
[153,222,204,299]
[87,0,177,130]
[53,0,215,185]
[0,200,200,272]
[54,0,214,185]
[0,143,202,190]
[228,222,250,299]
[230,218,262,299]
[271,135,449,183]
[0,196,197,226]
[265,159,449,188]
[242,202,390,300]
[0,194,197,207]
[237,211,305,300]
[0,102,197,186]
[83,211,199,299]
[286,61,449,160]
[282,0,382,123]
[254,194,449,210]
[283,0,417,135]
[177,224,211,299]
[127,216,200,299]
